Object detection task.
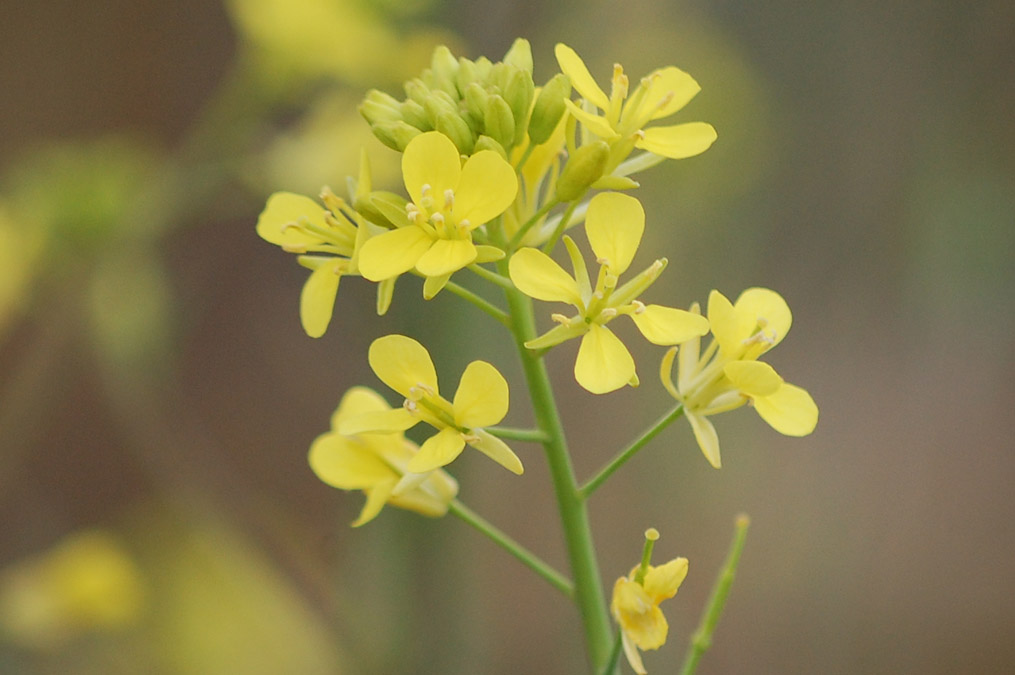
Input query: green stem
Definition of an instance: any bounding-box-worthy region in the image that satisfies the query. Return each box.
[497,256,614,670]
[448,499,573,598]
[485,426,551,443]
[542,197,582,254]
[467,263,515,290]
[680,514,751,675]
[444,280,509,326]
[602,630,624,675]
[508,198,558,251]
[579,403,684,499]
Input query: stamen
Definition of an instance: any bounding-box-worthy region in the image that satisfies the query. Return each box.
[403,399,418,413]
[443,188,455,211]
[596,256,611,267]
[600,308,618,319]
[551,313,571,325]
[632,300,646,314]
[281,244,307,254]
[458,218,471,230]
[430,213,445,228]
[461,432,479,444]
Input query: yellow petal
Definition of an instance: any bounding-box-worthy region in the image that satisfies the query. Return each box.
[643,557,688,603]
[422,272,451,300]
[630,304,710,345]
[585,192,644,275]
[415,238,476,277]
[353,479,397,527]
[308,433,392,490]
[621,631,648,675]
[636,122,717,159]
[469,429,524,475]
[255,192,327,247]
[509,247,582,305]
[357,226,432,281]
[645,66,701,119]
[707,289,755,356]
[337,408,417,436]
[735,287,792,349]
[554,43,610,110]
[754,383,818,437]
[368,334,439,398]
[402,131,461,205]
[409,428,466,473]
[454,151,518,226]
[724,360,784,397]
[453,361,509,428]
[686,411,721,468]
[575,325,636,394]
[331,386,391,430]
[562,99,618,139]
[299,261,342,338]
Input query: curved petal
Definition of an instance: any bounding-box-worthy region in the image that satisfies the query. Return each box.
[256,192,327,247]
[509,247,582,305]
[352,479,397,527]
[724,360,784,397]
[331,386,392,430]
[754,383,818,437]
[585,192,644,275]
[630,304,710,345]
[563,100,618,139]
[454,151,518,226]
[735,287,792,349]
[554,43,609,110]
[368,334,438,398]
[620,630,647,675]
[409,428,466,473]
[707,289,755,357]
[645,66,701,119]
[469,429,524,475]
[299,261,342,338]
[415,238,476,277]
[636,122,717,159]
[402,131,461,205]
[357,226,432,281]
[337,407,417,436]
[575,325,636,394]
[643,557,689,603]
[686,411,721,468]
[308,434,392,490]
[453,361,509,428]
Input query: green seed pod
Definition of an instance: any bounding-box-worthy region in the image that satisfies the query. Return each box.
[528,73,572,145]
[372,121,422,152]
[502,38,533,76]
[501,68,535,146]
[555,141,610,201]
[429,45,461,96]
[359,89,403,126]
[473,134,508,160]
[483,94,516,149]
[435,112,475,155]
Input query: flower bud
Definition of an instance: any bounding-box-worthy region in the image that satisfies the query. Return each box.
[502,38,533,76]
[359,89,403,126]
[400,99,431,131]
[435,112,475,155]
[474,135,508,160]
[555,141,610,201]
[483,95,516,149]
[404,78,431,106]
[463,82,490,124]
[371,121,422,152]
[428,45,461,96]
[455,57,481,93]
[500,68,535,146]
[528,73,572,145]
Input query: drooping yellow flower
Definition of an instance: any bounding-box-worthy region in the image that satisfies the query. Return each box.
[611,530,688,675]
[308,386,458,526]
[339,335,523,482]
[555,43,717,168]
[357,131,517,298]
[256,181,392,337]
[509,193,709,394]
[661,288,819,468]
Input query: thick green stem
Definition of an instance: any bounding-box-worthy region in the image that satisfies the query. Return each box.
[579,403,685,499]
[444,280,509,326]
[497,257,614,670]
[448,500,573,598]
[680,514,751,675]
[485,426,551,443]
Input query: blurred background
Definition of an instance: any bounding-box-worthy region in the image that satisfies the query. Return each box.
[1,0,1012,673]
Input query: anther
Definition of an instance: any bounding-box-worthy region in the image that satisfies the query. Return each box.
[551,313,570,325]
[632,300,646,314]
[443,188,455,211]
[600,308,618,319]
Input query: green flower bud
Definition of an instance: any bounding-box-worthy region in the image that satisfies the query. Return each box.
[372,121,422,152]
[556,141,610,201]
[528,73,571,145]
[463,82,490,125]
[483,95,516,149]
[359,89,403,126]
[435,112,475,155]
[400,99,431,131]
[404,78,431,106]
[455,57,481,93]
[423,90,459,126]
[474,135,508,160]
[500,68,535,146]
[429,45,461,96]
[502,38,533,76]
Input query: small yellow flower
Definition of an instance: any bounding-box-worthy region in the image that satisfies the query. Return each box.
[555,43,717,166]
[509,193,709,394]
[357,131,518,298]
[339,335,523,482]
[309,386,458,526]
[661,288,819,468]
[256,184,391,338]
[611,530,688,675]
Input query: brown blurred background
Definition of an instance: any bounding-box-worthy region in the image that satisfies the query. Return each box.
[1,0,1013,673]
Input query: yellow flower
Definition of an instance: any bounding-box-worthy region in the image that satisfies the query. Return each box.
[357,131,517,298]
[339,335,523,482]
[661,288,819,468]
[256,184,392,338]
[555,43,717,166]
[509,193,709,394]
[611,533,688,675]
[308,387,458,526]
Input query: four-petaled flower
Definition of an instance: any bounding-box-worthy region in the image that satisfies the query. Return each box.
[339,335,523,488]
[358,131,518,298]
[555,43,717,168]
[309,386,458,527]
[611,551,689,675]
[661,288,819,468]
[509,192,709,394]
